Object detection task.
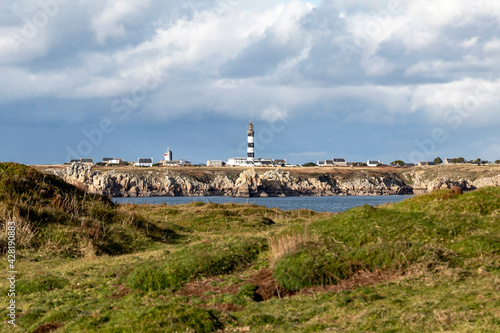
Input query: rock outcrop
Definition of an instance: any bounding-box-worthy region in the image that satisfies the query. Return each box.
[45,164,500,198]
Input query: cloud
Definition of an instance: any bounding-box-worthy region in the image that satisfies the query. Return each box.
[90,0,152,44]
[2,0,500,132]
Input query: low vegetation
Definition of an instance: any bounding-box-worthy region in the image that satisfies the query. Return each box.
[0,163,498,332]
[0,163,174,258]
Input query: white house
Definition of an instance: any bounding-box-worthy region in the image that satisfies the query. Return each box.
[207,160,225,167]
[135,158,153,167]
[160,159,190,167]
[103,157,123,165]
[227,157,253,167]
[69,158,94,164]
[333,158,347,166]
[272,159,287,167]
[367,160,381,167]
[317,160,333,167]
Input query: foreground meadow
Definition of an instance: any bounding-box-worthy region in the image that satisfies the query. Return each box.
[0,163,499,332]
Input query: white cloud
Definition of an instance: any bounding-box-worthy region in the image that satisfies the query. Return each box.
[90,0,152,44]
[1,0,500,132]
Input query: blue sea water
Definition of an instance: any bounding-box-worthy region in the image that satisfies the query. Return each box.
[113,195,413,213]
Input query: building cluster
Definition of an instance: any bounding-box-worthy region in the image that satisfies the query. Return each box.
[158,147,191,167]
[67,122,497,168]
[317,159,383,167]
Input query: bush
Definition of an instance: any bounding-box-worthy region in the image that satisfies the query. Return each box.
[391,160,405,167]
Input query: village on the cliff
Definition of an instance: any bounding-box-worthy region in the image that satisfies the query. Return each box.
[68,121,496,168]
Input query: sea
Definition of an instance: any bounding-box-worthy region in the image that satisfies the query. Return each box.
[113,195,413,213]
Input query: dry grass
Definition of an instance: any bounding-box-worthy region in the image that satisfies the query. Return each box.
[0,203,37,251]
[268,227,319,267]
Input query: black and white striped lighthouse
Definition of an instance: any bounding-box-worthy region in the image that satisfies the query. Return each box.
[247,121,255,162]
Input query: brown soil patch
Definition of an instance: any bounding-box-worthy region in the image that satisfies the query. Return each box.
[178,268,398,310]
[246,269,294,301]
[178,277,240,300]
[32,322,63,333]
[450,186,463,195]
[177,269,293,307]
[297,269,399,296]
[110,283,131,299]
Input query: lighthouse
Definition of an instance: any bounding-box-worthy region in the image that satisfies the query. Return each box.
[247,121,255,163]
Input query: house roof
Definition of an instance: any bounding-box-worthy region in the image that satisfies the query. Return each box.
[368,161,380,164]
[333,158,346,162]
[138,158,153,163]
[80,159,93,163]
[102,157,113,161]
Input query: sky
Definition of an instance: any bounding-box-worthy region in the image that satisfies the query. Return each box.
[1,0,500,165]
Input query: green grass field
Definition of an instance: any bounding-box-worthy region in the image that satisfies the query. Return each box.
[1,163,499,332]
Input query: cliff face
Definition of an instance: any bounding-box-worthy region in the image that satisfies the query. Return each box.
[45,164,500,198]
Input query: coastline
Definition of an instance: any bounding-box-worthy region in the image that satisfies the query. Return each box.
[40,163,500,198]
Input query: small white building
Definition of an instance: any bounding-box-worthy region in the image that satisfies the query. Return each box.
[367,160,382,167]
[418,161,435,167]
[69,158,94,165]
[160,159,190,167]
[164,148,173,161]
[103,157,123,165]
[333,158,347,166]
[317,160,333,167]
[207,160,225,167]
[227,157,253,167]
[272,159,287,167]
[135,158,153,167]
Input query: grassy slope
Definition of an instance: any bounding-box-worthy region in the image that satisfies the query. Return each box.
[1,164,499,332]
[0,163,175,258]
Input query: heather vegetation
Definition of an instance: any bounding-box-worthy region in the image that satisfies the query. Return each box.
[0,163,498,332]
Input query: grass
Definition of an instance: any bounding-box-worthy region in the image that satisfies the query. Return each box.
[0,163,499,332]
[0,163,175,258]
[127,237,268,292]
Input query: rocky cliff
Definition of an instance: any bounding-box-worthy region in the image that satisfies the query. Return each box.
[44,164,500,198]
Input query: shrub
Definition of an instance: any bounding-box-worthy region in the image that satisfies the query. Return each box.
[391,160,405,167]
